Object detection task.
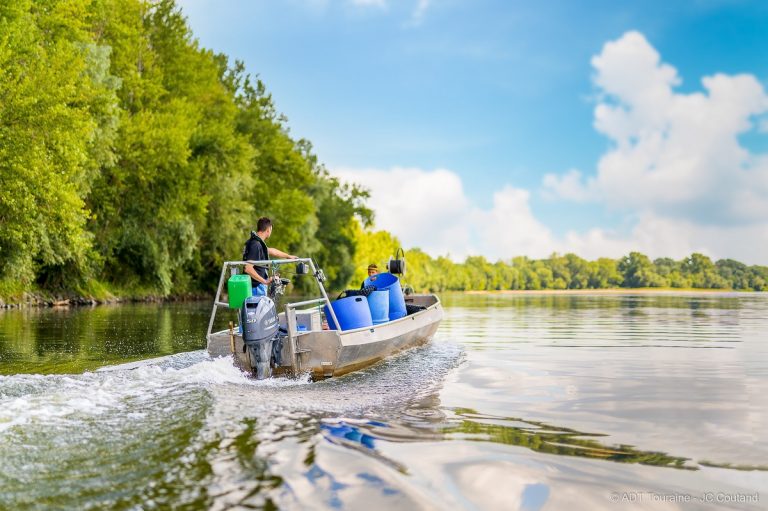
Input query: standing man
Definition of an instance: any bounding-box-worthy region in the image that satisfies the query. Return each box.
[243,217,297,297]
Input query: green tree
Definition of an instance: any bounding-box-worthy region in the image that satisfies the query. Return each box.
[653,257,678,277]
[351,225,400,287]
[0,0,119,295]
[748,266,768,291]
[533,262,554,289]
[618,252,667,288]
[588,258,623,288]
[494,260,520,290]
[565,253,590,289]
[716,259,749,290]
[546,253,571,290]
[682,253,729,289]
[403,248,438,292]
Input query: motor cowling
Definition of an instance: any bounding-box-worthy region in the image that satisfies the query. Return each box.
[241,296,278,344]
[240,296,280,379]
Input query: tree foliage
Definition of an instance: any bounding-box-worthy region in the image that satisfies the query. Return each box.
[0,0,120,294]
[1,0,765,300]
[1,0,369,299]
[396,249,768,293]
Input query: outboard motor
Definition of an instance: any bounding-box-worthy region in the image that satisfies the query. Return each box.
[241,296,280,379]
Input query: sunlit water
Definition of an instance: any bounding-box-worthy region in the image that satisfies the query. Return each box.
[0,294,766,510]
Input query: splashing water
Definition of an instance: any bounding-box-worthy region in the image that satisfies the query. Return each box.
[0,341,464,509]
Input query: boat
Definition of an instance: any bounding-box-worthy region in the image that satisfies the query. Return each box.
[206,257,443,380]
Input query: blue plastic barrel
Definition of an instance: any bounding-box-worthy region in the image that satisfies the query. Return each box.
[324,295,373,331]
[367,290,389,325]
[364,272,407,320]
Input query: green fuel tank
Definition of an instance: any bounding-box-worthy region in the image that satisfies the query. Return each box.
[227,274,252,309]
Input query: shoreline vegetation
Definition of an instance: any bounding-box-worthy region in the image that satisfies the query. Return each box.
[4,251,767,309]
[464,288,755,295]
[1,287,758,310]
[395,250,768,296]
[2,1,766,309]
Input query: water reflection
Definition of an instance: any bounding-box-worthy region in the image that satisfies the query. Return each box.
[0,293,766,510]
[0,303,211,374]
[445,408,693,469]
[317,407,693,475]
[322,421,380,450]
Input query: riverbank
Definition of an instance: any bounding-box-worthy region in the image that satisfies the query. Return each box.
[463,287,756,295]
[3,286,760,309]
[0,290,211,309]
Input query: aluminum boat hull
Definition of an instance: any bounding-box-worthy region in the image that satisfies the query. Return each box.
[208,294,442,379]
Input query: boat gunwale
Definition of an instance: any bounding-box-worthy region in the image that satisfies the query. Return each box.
[335,293,442,335]
[209,293,442,342]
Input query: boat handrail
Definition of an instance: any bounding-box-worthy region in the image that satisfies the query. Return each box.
[284,297,328,309]
[206,258,339,343]
[239,258,307,267]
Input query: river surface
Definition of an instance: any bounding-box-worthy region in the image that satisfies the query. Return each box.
[0,293,766,510]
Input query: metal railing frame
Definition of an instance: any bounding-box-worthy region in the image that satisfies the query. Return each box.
[206,258,339,343]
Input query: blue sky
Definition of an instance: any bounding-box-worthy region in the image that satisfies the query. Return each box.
[179,0,768,263]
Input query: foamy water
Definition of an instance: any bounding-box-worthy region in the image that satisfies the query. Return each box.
[0,340,465,509]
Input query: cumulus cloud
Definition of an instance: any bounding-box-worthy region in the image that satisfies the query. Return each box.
[334,167,470,258]
[473,186,556,259]
[335,32,768,265]
[333,167,554,261]
[335,164,768,264]
[543,30,768,263]
[542,169,594,202]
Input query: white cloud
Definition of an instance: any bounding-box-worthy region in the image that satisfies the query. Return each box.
[335,32,768,265]
[333,167,554,261]
[543,30,768,263]
[563,31,768,219]
[335,164,768,265]
[472,186,556,259]
[334,167,471,258]
[542,169,594,202]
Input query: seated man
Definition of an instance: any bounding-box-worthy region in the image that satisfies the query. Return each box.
[361,263,379,289]
[243,217,296,296]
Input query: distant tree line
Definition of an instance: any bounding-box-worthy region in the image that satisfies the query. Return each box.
[400,250,768,292]
[0,0,370,300]
[350,230,767,292]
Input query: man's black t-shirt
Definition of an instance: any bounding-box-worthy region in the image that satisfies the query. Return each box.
[243,232,269,285]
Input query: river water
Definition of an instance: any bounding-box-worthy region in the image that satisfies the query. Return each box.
[0,293,765,510]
